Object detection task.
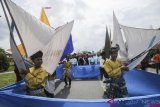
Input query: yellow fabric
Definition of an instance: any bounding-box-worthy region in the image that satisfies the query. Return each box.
[17,44,25,57]
[64,61,72,71]
[25,67,48,90]
[40,8,50,26]
[104,59,123,78]
[7,44,25,57]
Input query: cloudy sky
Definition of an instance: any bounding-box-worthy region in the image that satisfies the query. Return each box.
[0,0,160,52]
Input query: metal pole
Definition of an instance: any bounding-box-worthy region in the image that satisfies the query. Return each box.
[3,0,28,57]
[0,0,14,38]
[0,0,30,70]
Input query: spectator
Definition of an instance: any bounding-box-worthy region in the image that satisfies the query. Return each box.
[153,50,160,74]
[70,56,78,66]
[88,55,95,65]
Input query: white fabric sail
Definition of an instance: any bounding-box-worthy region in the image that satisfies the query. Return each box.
[6,0,55,57]
[6,0,74,74]
[112,12,128,61]
[121,25,160,60]
[111,12,160,70]
[10,36,27,75]
[127,36,157,70]
[42,21,74,74]
[127,53,148,70]
[121,25,160,70]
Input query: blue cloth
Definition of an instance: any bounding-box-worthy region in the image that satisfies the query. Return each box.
[1,68,160,107]
[56,64,100,79]
[60,35,74,61]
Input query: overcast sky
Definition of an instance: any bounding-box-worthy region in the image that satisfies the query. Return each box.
[0,0,160,52]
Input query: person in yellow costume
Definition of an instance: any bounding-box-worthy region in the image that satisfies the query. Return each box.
[63,56,72,87]
[104,46,129,98]
[24,51,48,96]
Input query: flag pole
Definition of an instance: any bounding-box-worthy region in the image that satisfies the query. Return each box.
[3,0,28,58]
[0,0,14,39]
[0,0,29,71]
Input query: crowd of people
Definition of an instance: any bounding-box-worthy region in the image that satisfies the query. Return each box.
[60,52,102,66]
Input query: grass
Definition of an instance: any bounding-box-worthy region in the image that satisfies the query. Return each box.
[7,65,14,71]
[8,61,15,71]
[0,72,16,88]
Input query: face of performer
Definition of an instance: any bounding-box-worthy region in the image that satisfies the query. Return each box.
[33,57,43,68]
[111,51,118,61]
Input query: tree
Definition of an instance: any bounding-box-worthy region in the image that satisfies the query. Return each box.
[0,48,9,71]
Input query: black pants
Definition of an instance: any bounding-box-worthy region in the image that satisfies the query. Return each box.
[106,77,128,98]
[155,63,160,74]
[64,76,71,86]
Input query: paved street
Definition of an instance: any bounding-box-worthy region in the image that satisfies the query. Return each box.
[54,79,105,99]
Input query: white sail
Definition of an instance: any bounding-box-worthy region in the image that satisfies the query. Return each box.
[6,0,74,74]
[112,13,160,69]
[112,12,128,61]
[127,53,148,70]
[121,25,160,60]
[6,0,55,57]
[127,36,157,70]
[121,25,160,70]
[10,36,27,76]
[42,21,74,74]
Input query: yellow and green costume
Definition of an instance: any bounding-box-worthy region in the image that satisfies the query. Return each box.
[63,61,72,86]
[25,67,48,96]
[104,59,128,98]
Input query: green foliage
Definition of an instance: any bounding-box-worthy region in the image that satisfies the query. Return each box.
[0,72,16,88]
[0,48,9,71]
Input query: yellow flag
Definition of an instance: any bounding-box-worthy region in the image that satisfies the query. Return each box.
[17,44,25,57]
[40,8,50,26]
[7,44,25,57]
[11,8,51,56]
